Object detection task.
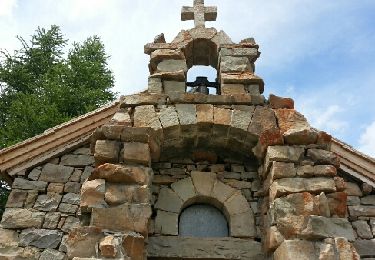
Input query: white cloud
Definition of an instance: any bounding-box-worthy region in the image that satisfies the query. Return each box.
[359,121,375,158]
[0,0,16,17]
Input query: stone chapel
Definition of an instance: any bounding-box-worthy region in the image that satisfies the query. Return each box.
[0,1,375,259]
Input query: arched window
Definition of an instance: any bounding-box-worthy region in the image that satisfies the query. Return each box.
[179,204,229,237]
[187,66,218,95]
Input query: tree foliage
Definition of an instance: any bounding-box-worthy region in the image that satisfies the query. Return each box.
[0,25,116,148]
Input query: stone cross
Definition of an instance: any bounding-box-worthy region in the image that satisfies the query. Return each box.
[181,0,217,28]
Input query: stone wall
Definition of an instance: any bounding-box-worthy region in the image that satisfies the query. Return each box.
[0,146,93,260]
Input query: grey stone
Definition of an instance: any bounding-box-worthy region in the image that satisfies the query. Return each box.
[34,194,62,212]
[157,59,187,72]
[70,169,82,182]
[265,146,305,170]
[171,177,196,202]
[62,193,80,205]
[345,182,363,196]
[6,189,27,208]
[307,148,339,167]
[352,220,373,239]
[81,166,93,183]
[64,182,81,193]
[73,147,91,155]
[12,178,47,191]
[353,239,375,258]
[347,196,360,205]
[301,216,355,241]
[39,163,74,183]
[60,154,94,167]
[59,235,68,253]
[155,187,183,213]
[361,195,375,205]
[163,81,186,94]
[220,56,252,73]
[19,228,63,249]
[58,203,78,214]
[0,227,19,246]
[28,168,41,181]
[155,210,178,235]
[1,208,45,228]
[349,205,375,217]
[147,236,263,259]
[220,47,258,57]
[61,216,80,233]
[148,77,163,93]
[39,248,66,260]
[43,212,61,229]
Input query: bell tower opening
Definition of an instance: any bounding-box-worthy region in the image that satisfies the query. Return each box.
[187,65,218,94]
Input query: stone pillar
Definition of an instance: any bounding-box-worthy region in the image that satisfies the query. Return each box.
[257,109,360,259]
[67,125,157,260]
[147,49,187,94]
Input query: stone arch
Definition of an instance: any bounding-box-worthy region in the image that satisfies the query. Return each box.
[154,172,256,238]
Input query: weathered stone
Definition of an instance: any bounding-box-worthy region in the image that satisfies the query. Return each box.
[349,205,375,217]
[362,195,375,205]
[270,177,336,200]
[80,179,107,212]
[148,77,163,93]
[220,47,258,57]
[73,147,91,155]
[175,104,197,127]
[99,235,118,258]
[318,242,336,260]
[122,232,144,260]
[265,162,296,189]
[58,203,78,214]
[248,106,277,136]
[220,56,252,73]
[155,210,178,235]
[60,154,94,167]
[123,142,151,166]
[307,148,340,167]
[6,189,27,208]
[269,94,294,109]
[334,176,346,191]
[47,182,64,194]
[25,190,38,208]
[105,184,149,205]
[264,226,284,251]
[70,169,82,182]
[91,163,150,184]
[81,166,93,183]
[62,193,80,205]
[159,105,180,138]
[157,59,187,72]
[347,195,360,206]
[39,248,66,260]
[1,208,44,228]
[363,183,373,195]
[275,109,318,145]
[19,228,63,249]
[352,220,373,239]
[39,163,74,183]
[155,187,183,213]
[171,177,196,202]
[94,140,120,164]
[0,228,19,246]
[221,84,246,95]
[345,182,363,196]
[34,194,62,212]
[64,182,81,193]
[272,192,316,221]
[334,237,360,259]
[274,240,317,260]
[191,171,216,197]
[230,210,256,238]
[28,168,41,181]
[147,236,264,259]
[0,246,41,259]
[326,192,347,217]
[211,180,237,205]
[163,80,186,94]
[43,212,61,229]
[91,204,151,235]
[133,105,162,130]
[353,239,375,258]
[224,192,251,216]
[265,146,304,171]
[252,128,284,159]
[12,178,47,191]
[66,227,104,259]
[196,104,214,129]
[223,179,252,189]
[61,216,80,233]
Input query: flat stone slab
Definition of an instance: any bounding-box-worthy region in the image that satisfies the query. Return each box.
[147,236,264,259]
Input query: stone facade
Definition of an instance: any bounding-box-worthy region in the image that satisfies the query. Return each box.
[1,1,374,260]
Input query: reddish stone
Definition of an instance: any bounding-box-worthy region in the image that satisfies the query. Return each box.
[91,163,150,184]
[122,233,145,260]
[334,177,346,192]
[327,192,348,217]
[252,128,284,159]
[316,131,332,148]
[269,94,294,109]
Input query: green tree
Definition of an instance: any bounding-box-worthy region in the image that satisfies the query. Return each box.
[0,25,116,216]
[0,25,116,148]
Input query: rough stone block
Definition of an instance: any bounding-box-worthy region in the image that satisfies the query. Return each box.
[171,177,196,202]
[99,235,118,258]
[157,59,187,73]
[345,182,363,196]
[19,228,63,249]
[326,192,347,217]
[191,171,216,197]
[28,168,41,181]
[159,105,180,139]
[80,179,107,212]
[230,210,256,238]
[264,226,284,251]
[12,178,47,191]
[224,192,251,216]
[175,104,197,128]
[64,182,81,193]
[66,227,104,259]
[0,228,19,246]
[155,187,183,213]
[1,208,45,228]
[220,56,252,73]
[34,194,62,212]
[58,203,78,214]
[349,205,375,217]
[163,81,186,94]
[6,189,27,208]
[155,210,178,235]
[196,104,214,129]
[91,204,151,235]
[39,249,66,260]
[268,161,296,181]
[105,184,149,205]
[352,220,373,239]
[94,140,120,164]
[248,106,277,137]
[221,84,246,95]
[274,240,317,260]
[211,180,237,205]
[39,163,74,183]
[43,212,61,229]
[133,105,162,130]
[123,142,151,166]
[269,94,294,109]
[307,148,340,167]
[62,193,80,205]
[60,154,94,167]
[122,232,145,260]
[91,163,150,184]
[148,77,163,93]
[361,195,375,205]
[353,239,375,258]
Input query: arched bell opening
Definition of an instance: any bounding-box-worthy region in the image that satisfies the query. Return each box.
[187,66,218,95]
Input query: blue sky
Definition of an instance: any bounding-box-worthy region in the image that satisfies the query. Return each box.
[0,0,374,157]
